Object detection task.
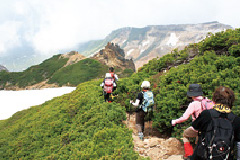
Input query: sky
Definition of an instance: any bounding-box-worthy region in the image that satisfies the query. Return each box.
[0,0,240,57]
[0,87,76,120]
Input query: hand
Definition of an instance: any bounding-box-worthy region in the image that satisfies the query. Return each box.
[130,100,133,104]
[171,120,177,126]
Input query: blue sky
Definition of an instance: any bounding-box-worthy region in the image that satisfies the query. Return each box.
[0,0,240,57]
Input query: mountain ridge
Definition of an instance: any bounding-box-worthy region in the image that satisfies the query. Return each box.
[78,21,232,69]
[1,28,240,160]
[0,43,134,90]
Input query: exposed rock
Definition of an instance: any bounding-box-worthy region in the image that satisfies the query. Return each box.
[80,21,232,70]
[92,42,135,72]
[123,113,184,160]
[60,51,86,67]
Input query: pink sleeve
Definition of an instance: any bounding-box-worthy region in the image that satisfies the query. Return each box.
[175,103,195,124]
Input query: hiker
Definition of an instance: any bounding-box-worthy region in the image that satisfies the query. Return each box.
[171,84,211,158]
[130,81,154,140]
[108,67,118,91]
[191,86,240,160]
[100,73,116,102]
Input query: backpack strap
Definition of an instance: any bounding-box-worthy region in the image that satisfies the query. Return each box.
[210,109,236,122]
[209,109,220,119]
[227,112,236,123]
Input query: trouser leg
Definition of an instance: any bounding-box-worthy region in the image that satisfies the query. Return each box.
[135,109,145,132]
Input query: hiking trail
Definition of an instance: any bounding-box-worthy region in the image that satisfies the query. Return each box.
[123,113,185,160]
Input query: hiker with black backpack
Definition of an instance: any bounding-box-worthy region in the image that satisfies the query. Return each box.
[130,81,154,140]
[191,86,240,160]
[171,84,214,159]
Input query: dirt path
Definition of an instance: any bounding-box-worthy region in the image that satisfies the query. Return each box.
[123,113,185,160]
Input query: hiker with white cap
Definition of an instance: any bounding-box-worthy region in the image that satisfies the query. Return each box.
[130,81,154,140]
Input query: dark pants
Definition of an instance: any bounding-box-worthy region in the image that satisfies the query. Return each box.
[104,92,110,102]
[135,109,146,132]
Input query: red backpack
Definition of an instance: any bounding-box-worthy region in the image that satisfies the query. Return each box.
[104,78,114,93]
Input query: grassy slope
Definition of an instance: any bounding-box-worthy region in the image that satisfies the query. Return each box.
[0,79,140,159]
[49,58,108,86]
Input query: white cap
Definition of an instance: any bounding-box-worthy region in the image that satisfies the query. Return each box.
[105,73,112,78]
[141,81,150,88]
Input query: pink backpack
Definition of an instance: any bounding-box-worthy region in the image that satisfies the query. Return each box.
[104,78,114,93]
[201,97,215,111]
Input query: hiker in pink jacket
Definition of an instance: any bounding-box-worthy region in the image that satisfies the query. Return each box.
[171,84,205,159]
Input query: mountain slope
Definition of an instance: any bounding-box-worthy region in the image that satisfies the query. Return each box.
[114,28,240,138]
[0,44,134,90]
[78,21,232,69]
[1,28,240,160]
[0,65,8,72]
[0,80,139,159]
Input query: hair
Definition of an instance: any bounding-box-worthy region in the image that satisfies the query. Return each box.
[212,86,235,108]
[109,67,114,72]
[143,87,150,90]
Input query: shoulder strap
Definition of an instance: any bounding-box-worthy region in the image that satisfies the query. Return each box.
[209,109,220,119]
[210,109,236,122]
[227,112,236,123]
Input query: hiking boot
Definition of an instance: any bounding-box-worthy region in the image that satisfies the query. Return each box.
[138,132,144,141]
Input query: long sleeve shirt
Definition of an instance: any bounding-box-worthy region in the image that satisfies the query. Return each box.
[175,96,204,124]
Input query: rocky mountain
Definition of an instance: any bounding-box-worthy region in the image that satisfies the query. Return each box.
[0,65,8,72]
[78,21,232,69]
[92,42,135,72]
[1,43,135,90]
[60,51,86,67]
[1,21,232,72]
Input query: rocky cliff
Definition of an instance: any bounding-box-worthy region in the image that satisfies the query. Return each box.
[79,21,232,69]
[92,42,135,72]
[60,51,86,67]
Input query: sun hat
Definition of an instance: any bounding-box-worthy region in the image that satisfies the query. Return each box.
[187,84,203,97]
[141,81,150,88]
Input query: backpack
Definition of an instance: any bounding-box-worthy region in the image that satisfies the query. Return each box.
[193,98,214,120]
[196,109,236,160]
[201,97,215,111]
[141,91,154,112]
[104,78,114,93]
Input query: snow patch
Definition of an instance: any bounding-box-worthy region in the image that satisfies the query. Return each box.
[0,87,76,120]
[140,49,145,55]
[166,33,179,46]
[141,40,149,47]
[126,49,134,56]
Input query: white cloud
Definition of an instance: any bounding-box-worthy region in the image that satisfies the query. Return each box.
[0,21,22,56]
[0,0,240,56]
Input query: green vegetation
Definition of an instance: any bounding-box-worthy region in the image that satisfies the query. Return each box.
[1,28,240,159]
[49,59,108,86]
[0,80,140,159]
[115,28,240,138]
[0,56,110,88]
[0,55,68,87]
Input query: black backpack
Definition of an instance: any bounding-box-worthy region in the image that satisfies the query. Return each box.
[196,109,236,160]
